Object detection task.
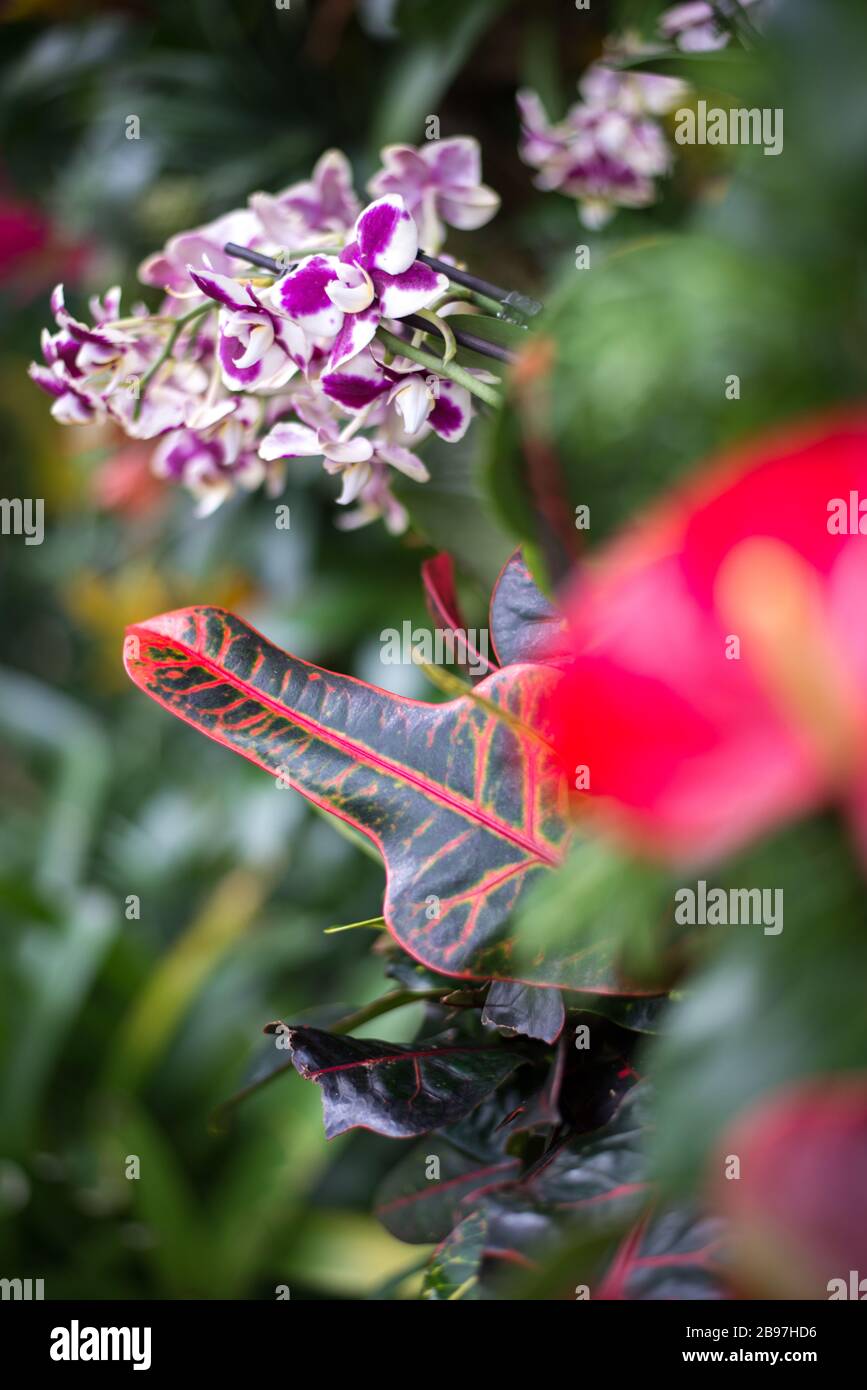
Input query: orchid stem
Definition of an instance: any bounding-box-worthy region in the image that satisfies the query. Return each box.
[133,304,212,418]
[377,328,502,407]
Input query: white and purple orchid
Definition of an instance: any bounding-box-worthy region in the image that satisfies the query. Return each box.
[29,145,508,530]
[249,149,360,246]
[367,138,500,254]
[517,40,685,229]
[271,195,450,372]
[29,284,160,426]
[320,343,476,444]
[138,208,266,301]
[258,382,430,512]
[659,1,763,53]
[152,395,265,516]
[188,267,309,392]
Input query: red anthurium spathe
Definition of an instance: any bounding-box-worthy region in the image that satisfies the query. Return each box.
[549,411,867,861]
[709,1076,867,1300]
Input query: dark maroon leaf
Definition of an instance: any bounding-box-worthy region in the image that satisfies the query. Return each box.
[271,1023,527,1140]
[376,1138,520,1244]
[482,979,565,1044]
[489,550,569,667]
[597,1208,728,1300]
[421,552,496,677]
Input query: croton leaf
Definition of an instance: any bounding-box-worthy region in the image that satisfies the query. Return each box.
[376,1135,520,1244]
[489,550,569,667]
[422,1209,488,1300]
[267,1023,526,1139]
[597,1208,728,1301]
[481,979,565,1045]
[123,605,632,992]
[421,552,496,677]
[417,1087,653,1292]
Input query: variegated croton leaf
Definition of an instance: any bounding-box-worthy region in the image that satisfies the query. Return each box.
[123,551,635,993]
[264,1023,527,1140]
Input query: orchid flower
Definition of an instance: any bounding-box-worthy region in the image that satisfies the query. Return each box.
[249,149,360,245]
[30,147,508,529]
[271,195,449,372]
[367,138,499,254]
[188,267,309,392]
[258,392,429,512]
[518,35,686,228]
[152,396,265,517]
[138,208,265,300]
[28,284,157,426]
[320,343,475,442]
[659,0,762,53]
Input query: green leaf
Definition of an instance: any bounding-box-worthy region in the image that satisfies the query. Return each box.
[422,1209,487,1299]
[648,817,867,1192]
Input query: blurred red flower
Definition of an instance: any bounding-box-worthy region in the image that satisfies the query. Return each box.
[0,186,89,300]
[710,1076,867,1299]
[549,411,867,860]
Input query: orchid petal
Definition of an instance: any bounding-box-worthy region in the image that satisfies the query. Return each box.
[372,262,449,319]
[427,378,472,442]
[376,442,430,483]
[188,267,253,311]
[271,255,344,338]
[327,307,380,372]
[353,194,418,275]
[321,435,375,467]
[258,422,322,461]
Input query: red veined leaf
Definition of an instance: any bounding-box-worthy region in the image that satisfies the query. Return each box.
[489,550,570,667]
[596,1208,728,1301]
[420,1087,653,1293]
[267,1023,526,1139]
[421,551,497,678]
[376,1141,520,1244]
[123,605,630,991]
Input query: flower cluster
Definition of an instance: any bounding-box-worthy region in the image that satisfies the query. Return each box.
[517,35,687,229]
[29,143,500,528]
[517,4,774,227]
[660,0,764,53]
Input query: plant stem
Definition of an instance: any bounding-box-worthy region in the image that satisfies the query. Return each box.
[330,988,447,1035]
[134,304,212,418]
[377,327,502,407]
[324,915,385,934]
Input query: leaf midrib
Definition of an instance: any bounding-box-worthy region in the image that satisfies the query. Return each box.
[135,622,561,867]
